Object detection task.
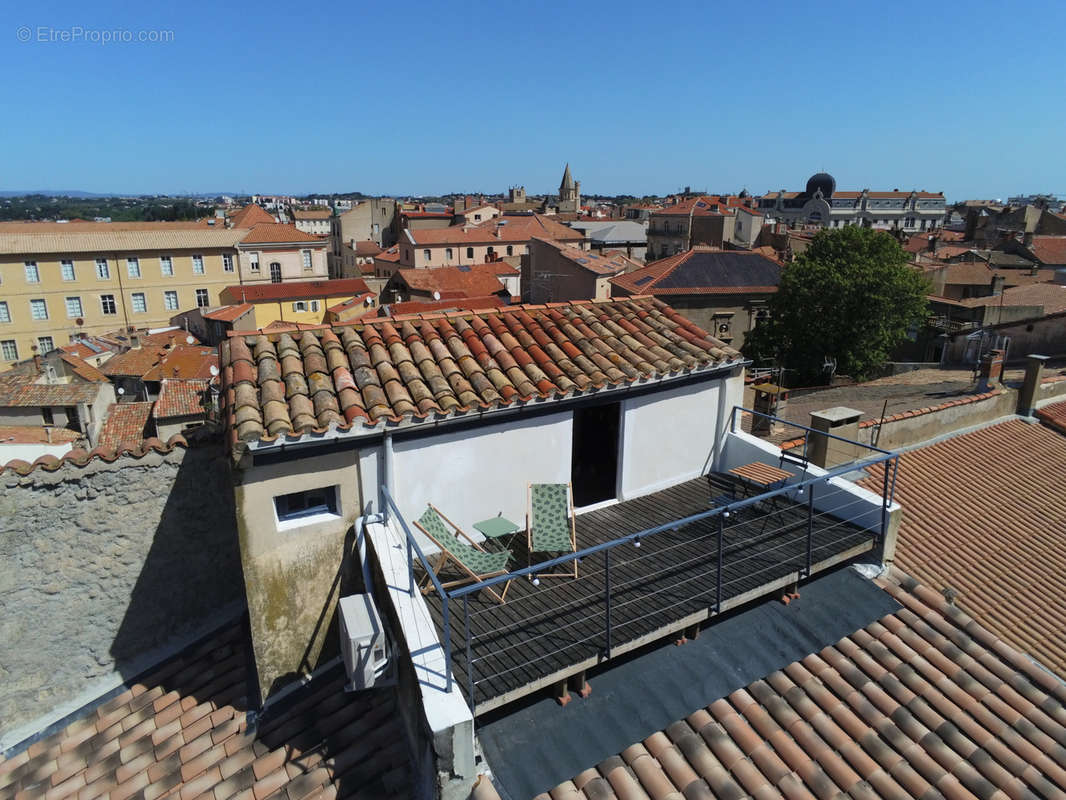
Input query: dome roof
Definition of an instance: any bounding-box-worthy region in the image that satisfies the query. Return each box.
[805,172,836,198]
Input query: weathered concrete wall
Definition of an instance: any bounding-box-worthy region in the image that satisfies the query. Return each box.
[0,446,242,745]
[860,389,1017,450]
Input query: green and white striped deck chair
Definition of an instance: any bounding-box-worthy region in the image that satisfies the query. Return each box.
[413,504,513,603]
[526,483,578,579]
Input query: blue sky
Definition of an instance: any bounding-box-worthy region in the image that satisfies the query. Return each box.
[4,0,1065,200]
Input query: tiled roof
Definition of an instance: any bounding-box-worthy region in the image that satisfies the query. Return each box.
[239,223,325,245]
[219,297,741,446]
[859,418,1066,677]
[141,345,219,381]
[97,402,154,448]
[406,214,583,245]
[202,303,255,322]
[154,379,209,418]
[353,239,383,256]
[0,372,104,407]
[612,248,781,296]
[925,261,1056,286]
[961,282,1066,314]
[0,433,187,475]
[292,208,332,219]
[228,203,275,227]
[0,620,414,800]
[375,245,402,263]
[101,346,168,378]
[532,237,631,276]
[137,329,202,348]
[474,569,1066,800]
[381,295,508,316]
[1029,236,1066,266]
[0,425,82,444]
[1037,398,1066,435]
[221,278,371,304]
[394,262,515,298]
[0,223,246,255]
[58,353,109,382]
[652,196,730,216]
[59,339,111,360]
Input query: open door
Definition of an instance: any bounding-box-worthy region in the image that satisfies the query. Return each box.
[571,402,621,507]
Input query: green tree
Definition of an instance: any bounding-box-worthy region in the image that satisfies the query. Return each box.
[743,226,930,383]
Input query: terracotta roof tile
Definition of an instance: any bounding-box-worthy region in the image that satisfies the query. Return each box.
[97,402,154,449]
[406,214,583,245]
[202,303,254,322]
[228,204,275,227]
[221,278,370,304]
[0,620,414,799]
[154,380,209,419]
[394,262,515,298]
[218,297,741,447]
[240,222,326,245]
[858,418,1066,678]
[473,570,1066,799]
[0,371,105,407]
[0,425,83,444]
[961,282,1066,314]
[1029,236,1066,266]
[1036,399,1066,434]
[101,346,168,378]
[57,353,109,382]
[531,237,631,276]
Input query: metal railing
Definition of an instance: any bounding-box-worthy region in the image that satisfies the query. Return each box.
[383,409,899,709]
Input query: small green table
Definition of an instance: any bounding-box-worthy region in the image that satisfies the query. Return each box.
[473,515,521,550]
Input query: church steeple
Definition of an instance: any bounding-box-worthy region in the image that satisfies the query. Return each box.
[560,163,575,193]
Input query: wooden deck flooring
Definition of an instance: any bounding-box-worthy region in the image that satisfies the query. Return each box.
[424,474,875,713]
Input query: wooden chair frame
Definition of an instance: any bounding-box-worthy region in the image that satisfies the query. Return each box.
[412,503,512,604]
[526,482,579,579]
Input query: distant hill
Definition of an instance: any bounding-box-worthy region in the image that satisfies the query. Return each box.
[0,190,114,198]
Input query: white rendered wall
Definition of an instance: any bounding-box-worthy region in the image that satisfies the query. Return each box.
[392,411,573,549]
[0,442,73,463]
[618,378,724,500]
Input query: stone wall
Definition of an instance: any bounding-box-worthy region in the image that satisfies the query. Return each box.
[0,445,242,745]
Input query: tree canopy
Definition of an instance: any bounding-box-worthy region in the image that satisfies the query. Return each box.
[743,226,930,382]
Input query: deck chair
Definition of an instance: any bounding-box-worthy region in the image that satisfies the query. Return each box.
[527,483,578,579]
[413,505,513,604]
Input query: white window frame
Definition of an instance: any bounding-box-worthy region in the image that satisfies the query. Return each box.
[163,290,179,311]
[29,298,48,320]
[195,288,209,307]
[160,255,174,276]
[131,292,147,313]
[0,340,17,361]
[100,294,117,315]
[65,296,83,319]
[127,257,141,278]
[273,485,341,531]
[301,250,313,270]
[249,251,260,272]
[292,300,308,312]
[192,254,205,275]
[0,301,9,324]
[25,262,40,283]
[309,300,320,312]
[96,258,110,279]
[61,260,76,281]
[37,336,54,354]
[223,253,234,272]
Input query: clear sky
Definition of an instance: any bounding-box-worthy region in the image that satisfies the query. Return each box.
[4,0,1065,201]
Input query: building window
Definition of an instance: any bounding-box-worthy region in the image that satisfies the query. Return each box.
[249,251,260,271]
[422,249,431,262]
[100,294,117,315]
[301,250,313,270]
[274,485,339,528]
[196,288,209,307]
[160,255,174,276]
[30,299,48,320]
[270,263,282,283]
[446,248,453,261]
[131,292,147,313]
[65,297,83,318]
[61,260,76,281]
[1,340,17,361]
[127,257,141,278]
[292,301,308,312]
[42,407,54,425]
[223,254,234,272]
[466,247,474,259]
[25,262,40,283]
[192,255,204,275]
[309,300,320,312]
[37,336,54,354]
[506,245,513,256]
[0,302,9,323]
[163,290,179,311]
[96,258,110,279]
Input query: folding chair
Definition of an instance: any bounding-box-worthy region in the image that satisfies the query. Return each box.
[526,483,579,579]
[413,504,512,604]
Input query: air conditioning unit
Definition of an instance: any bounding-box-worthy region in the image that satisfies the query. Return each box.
[339,594,389,691]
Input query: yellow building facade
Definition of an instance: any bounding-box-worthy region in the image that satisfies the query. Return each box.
[220,278,374,330]
[0,223,247,368]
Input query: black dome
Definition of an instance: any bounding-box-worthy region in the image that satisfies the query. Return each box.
[805,172,836,198]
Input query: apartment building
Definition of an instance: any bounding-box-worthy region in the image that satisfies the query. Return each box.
[0,222,246,368]
[292,209,332,236]
[236,224,329,284]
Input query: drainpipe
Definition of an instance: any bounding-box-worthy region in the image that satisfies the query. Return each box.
[359,430,394,595]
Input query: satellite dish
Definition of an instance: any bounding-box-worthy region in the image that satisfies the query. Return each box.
[433,291,441,300]
[117,387,125,395]
[209,365,219,377]
[186,335,195,345]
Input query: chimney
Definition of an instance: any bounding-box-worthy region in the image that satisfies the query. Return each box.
[1018,354,1049,416]
[807,407,863,468]
[990,274,1005,296]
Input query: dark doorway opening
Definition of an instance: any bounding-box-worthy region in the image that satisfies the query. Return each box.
[571,403,620,507]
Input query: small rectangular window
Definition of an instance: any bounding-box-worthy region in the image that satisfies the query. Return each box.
[100,294,117,315]
[61,260,76,281]
[302,250,312,270]
[0,302,9,323]
[466,247,474,259]
[223,254,234,272]
[131,292,147,313]
[195,288,209,307]
[292,300,308,312]
[163,290,179,311]
[1,340,17,361]
[192,255,204,275]
[249,252,260,271]
[96,258,110,279]
[25,262,40,283]
[274,486,339,527]
[160,255,173,276]
[30,299,48,320]
[423,249,431,261]
[446,248,453,260]
[309,300,320,312]
[65,297,83,318]
[127,258,141,278]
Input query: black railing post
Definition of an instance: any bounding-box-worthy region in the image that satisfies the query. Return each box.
[715,514,724,613]
[604,549,612,659]
[441,593,452,692]
[463,595,474,709]
[804,483,814,578]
